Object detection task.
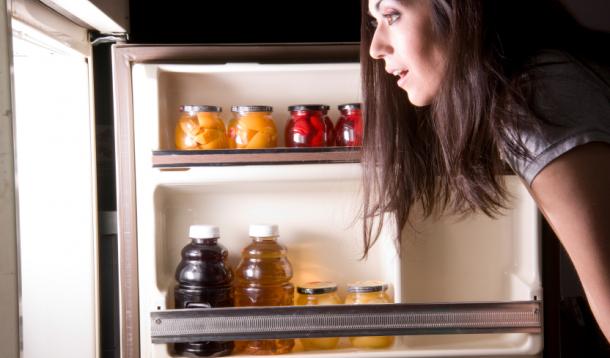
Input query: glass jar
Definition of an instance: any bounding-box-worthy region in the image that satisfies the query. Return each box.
[227,105,277,149]
[334,103,363,147]
[321,105,335,146]
[344,280,394,349]
[285,104,328,147]
[295,281,341,350]
[174,105,228,150]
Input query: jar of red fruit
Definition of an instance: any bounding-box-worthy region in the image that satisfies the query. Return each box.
[321,105,335,146]
[285,104,329,147]
[334,103,363,147]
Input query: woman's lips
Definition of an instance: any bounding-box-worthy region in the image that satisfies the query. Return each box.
[396,70,408,87]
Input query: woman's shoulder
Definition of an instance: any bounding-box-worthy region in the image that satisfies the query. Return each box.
[504,48,610,185]
[521,48,609,124]
[524,48,610,93]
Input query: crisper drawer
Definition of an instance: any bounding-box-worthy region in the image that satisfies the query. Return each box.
[113,44,542,358]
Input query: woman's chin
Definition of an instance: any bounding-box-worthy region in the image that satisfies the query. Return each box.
[405,91,432,107]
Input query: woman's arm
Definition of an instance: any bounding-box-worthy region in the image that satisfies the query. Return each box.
[530,142,610,342]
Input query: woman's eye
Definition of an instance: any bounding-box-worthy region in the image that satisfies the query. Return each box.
[383,12,400,25]
[369,18,378,28]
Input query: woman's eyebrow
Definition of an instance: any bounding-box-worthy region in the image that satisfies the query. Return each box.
[375,0,385,11]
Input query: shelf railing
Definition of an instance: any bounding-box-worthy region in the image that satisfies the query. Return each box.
[150,301,541,343]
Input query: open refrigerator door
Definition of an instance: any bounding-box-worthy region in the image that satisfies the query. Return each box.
[1,0,127,357]
[113,44,543,358]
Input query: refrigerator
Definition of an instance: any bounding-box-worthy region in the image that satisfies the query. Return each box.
[2,0,572,357]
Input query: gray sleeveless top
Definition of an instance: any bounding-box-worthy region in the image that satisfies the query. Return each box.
[504,50,610,185]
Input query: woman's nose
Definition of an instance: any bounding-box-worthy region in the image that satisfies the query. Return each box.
[369,28,391,60]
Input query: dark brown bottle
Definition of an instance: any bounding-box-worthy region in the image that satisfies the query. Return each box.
[174,225,234,357]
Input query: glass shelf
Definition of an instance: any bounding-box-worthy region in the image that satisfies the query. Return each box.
[152,147,362,168]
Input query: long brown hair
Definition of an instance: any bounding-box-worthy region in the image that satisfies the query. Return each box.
[359,0,591,257]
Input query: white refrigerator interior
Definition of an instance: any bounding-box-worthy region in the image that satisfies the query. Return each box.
[11,19,99,358]
[131,61,542,357]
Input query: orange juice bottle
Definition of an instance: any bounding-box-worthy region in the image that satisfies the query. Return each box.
[234,224,294,354]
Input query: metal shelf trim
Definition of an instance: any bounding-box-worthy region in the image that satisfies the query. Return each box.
[151,301,541,343]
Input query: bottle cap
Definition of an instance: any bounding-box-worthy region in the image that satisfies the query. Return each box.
[189,225,220,239]
[249,224,279,237]
[347,280,388,293]
[297,281,338,295]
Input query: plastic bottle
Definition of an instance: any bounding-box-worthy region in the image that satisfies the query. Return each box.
[174,225,234,357]
[234,224,295,355]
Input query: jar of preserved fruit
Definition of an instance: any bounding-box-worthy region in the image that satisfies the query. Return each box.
[344,280,394,349]
[334,103,363,147]
[227,105,277,149]
[285,104,328,147]
[295,281,341,350]
[175,105,228,150]
[321,105,335,146]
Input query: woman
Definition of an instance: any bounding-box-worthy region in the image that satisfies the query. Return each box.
[361,0,610,342]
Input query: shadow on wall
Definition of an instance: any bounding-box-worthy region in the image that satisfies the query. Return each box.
[561,0,610,32]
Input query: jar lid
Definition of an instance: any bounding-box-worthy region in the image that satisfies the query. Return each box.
[297,281,338,295]
[287,104,329,112]
[249,224,279,237]
[180,105,222,113]
[189,225,220,239]
[347,280,388,293]
[231,105,273,113]
[338,103,361,111]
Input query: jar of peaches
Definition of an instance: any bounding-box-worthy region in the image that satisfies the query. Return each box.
[345,280,394,349]
[227,105,277,149]
[295,281,341,350]
[174,105,228,150]
[334,103,363,147]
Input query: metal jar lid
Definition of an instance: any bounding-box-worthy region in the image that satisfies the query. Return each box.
[338,103,361,111]
[287,104,330,112]
[297,281,338,295]
[180,105,222,113]
[231,105,273,113]
[347,280,388,293]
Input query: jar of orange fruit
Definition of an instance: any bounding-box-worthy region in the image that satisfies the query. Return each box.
[174,105,228,150]
[227,105,277,149]
[345,281,394,349]
[295,281,341,350]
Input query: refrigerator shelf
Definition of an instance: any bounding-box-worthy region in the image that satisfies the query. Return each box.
[152,147,361,168]
[150,301,542,343]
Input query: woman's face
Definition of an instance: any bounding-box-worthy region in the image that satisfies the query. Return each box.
[368,0,447,106]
